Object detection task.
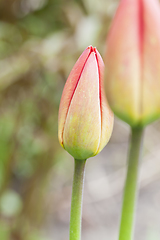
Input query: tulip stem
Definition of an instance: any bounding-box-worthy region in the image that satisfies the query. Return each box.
[70,158,86,240]
[118,127,144,240]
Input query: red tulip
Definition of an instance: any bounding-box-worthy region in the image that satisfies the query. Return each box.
[58,46,114,160]
[105,0,160,126]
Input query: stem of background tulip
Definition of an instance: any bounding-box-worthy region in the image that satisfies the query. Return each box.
[119,127,144,240]
[70,158,86,240]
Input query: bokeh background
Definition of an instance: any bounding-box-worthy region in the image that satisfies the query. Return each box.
[1,0,160,239]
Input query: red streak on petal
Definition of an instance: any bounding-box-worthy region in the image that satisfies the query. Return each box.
[68,46,95,108]
[94,49,102,131]
[139,0,144,56]
[94,48,106,153]
[139,0,144,116]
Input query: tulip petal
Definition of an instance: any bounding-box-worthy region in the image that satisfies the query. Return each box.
[142,0,160,125]
[105,0,141,126]
[58,47,91,146]
[63,52,101,160]
[95,50,114,153]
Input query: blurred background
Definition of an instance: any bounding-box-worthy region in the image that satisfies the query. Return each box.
[1,0,160,239]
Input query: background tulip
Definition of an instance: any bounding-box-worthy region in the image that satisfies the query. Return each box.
[58,45,113,160]
[105,0,160,127]
[104,0,160,239]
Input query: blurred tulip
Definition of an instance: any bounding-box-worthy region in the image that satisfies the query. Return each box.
[105,0,160,126]
[58,46,114,160]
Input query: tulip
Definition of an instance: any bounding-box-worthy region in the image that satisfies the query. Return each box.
[58,46,113,160]
[104,0,160,127]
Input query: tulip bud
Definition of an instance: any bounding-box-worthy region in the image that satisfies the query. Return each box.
[58,46,114,160]
[105,0,160,127]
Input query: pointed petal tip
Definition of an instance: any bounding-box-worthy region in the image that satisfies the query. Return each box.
[87,45,98,53]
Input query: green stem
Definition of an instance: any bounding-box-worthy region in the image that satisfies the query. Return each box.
[69,159,86,240]
[118,127,144,240]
